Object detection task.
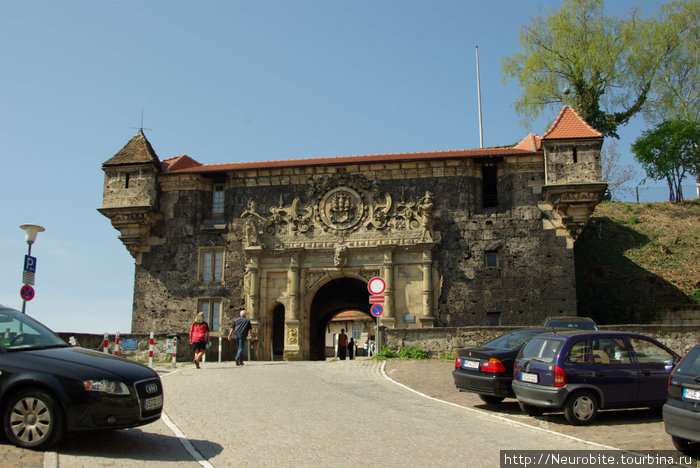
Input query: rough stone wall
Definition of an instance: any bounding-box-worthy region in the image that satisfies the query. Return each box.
[130,153,580,334]
[545,142,603,185]
[385,325,700,358]
[102,166,158,209]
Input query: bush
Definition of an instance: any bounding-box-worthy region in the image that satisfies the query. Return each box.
[373,346,429,360]
[692,289,700,304]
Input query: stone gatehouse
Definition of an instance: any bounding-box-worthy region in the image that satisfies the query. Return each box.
[100,106,607,360]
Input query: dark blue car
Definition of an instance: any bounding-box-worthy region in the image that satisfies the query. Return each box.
[512,330,680,425]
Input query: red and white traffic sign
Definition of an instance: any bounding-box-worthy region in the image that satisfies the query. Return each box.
[370,304,384,317]
[20,284,35,301]
[367,277,386,295]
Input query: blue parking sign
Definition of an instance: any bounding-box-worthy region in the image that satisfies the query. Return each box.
[24,255,37,273]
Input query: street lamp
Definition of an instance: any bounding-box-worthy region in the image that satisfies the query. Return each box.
[19,224,44,314]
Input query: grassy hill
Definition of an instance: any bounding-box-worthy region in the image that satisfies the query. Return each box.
[575,199,700,324]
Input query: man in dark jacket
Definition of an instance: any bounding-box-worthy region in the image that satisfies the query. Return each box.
[228,309,253,365]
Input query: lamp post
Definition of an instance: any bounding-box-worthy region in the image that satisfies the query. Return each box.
[19,224,45,314]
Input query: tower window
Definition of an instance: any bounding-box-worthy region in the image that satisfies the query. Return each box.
[125,173,130,189]
[485,251,499,268]
[572,147,578,163]
[212,184,225,215]
[482,165,498,208]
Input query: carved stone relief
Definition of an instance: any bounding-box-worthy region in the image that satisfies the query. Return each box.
[240,172,441,250]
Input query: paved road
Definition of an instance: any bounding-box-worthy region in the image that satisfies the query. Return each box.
[49,359,611,467]
[3,358,692,467]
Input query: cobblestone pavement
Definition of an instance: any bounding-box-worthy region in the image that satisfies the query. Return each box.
[2,358,691,467]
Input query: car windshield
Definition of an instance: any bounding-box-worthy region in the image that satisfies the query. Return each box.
[520,337,563,363]
[547,320,598,330]
[675,347,700,378]
[0,308,68,351]
[484,330,542,351]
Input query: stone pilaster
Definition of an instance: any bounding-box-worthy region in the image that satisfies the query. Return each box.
[381,249,396,328]
[420,249,435,327]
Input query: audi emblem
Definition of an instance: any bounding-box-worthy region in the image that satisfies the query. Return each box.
[145,383,159,394]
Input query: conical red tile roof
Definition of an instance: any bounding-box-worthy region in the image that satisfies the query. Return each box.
[542,107,603,140]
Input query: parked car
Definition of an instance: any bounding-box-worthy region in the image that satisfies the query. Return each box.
[453,328,548,404]
[663,344,700,456]
[541,316,598,330]
[0,305,163,450]
[512,330,680,425]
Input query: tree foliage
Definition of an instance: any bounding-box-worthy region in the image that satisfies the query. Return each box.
[645,0,700,124]
[631,119,700,202]
[501,0,674,138]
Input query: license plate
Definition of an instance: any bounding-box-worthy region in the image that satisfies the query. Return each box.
[462,359,480,370]
[683,388,700,401]
[521,372,538,383]
[143,395,163,411]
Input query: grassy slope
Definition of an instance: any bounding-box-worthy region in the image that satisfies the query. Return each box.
[575,200,700,324]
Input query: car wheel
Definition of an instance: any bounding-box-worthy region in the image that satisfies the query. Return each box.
[518,402,544,416]
[671,436,700,457]
[3,389,65,450]
[478,394,505,405]
[564,391,598,425]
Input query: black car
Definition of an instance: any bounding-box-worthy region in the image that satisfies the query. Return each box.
[453,328,548,404]
[541,316,598,330]
[663,344,700,456]
[0,305,163,450]
[513,330,680,425]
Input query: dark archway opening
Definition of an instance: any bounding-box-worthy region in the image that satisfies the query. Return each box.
[272,304,285,357]
[309,277,373,360]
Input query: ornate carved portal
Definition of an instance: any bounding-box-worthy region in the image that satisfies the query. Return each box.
[240,172,441,360]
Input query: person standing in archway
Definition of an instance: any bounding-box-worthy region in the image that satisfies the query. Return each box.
[228,309,253,366]
[338,328,348,360]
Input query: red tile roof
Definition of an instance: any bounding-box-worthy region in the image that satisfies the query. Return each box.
[542,106,603,140]
[103,129,161,167]
[514,133,542,152]
[161,155,202,172]
[331,310,373,322]
[163,146,532,174]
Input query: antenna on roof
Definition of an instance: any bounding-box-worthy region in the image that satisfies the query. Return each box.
[131,108,152,133]
[476,46,484,149]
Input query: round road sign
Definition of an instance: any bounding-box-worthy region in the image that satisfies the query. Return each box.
[370,304,384,317]
[367,277,386,295]
[20,284,35,301]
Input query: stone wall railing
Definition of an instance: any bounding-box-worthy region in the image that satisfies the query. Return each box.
[383,325,700,358]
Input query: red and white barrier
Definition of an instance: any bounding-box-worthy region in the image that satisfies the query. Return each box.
[114,332,120,356]
[148,332,154,368]
[171,336,177,366]
[103,333,109,354]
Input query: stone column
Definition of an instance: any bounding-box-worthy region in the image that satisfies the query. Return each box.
[245,255,261,357]
[381,249,396,328]
[285,254,302,360]
[420,249,435,327]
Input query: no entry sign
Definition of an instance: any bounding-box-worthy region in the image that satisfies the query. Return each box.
[20,284,35,301]
[367,277,386,295]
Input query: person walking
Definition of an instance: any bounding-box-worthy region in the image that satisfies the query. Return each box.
[338,328,348,360]
[189,312,210,369]
[228,309,253,366]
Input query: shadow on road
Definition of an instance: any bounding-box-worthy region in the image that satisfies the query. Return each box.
[54,427,223,463]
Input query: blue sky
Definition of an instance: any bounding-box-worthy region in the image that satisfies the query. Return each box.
[0,0,693,334]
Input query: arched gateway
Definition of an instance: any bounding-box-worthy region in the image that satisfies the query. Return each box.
[100,107,607,360]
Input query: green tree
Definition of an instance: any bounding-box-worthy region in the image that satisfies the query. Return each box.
[645,0,700,124]
[501,0,672,138]
[631,119,700,202]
